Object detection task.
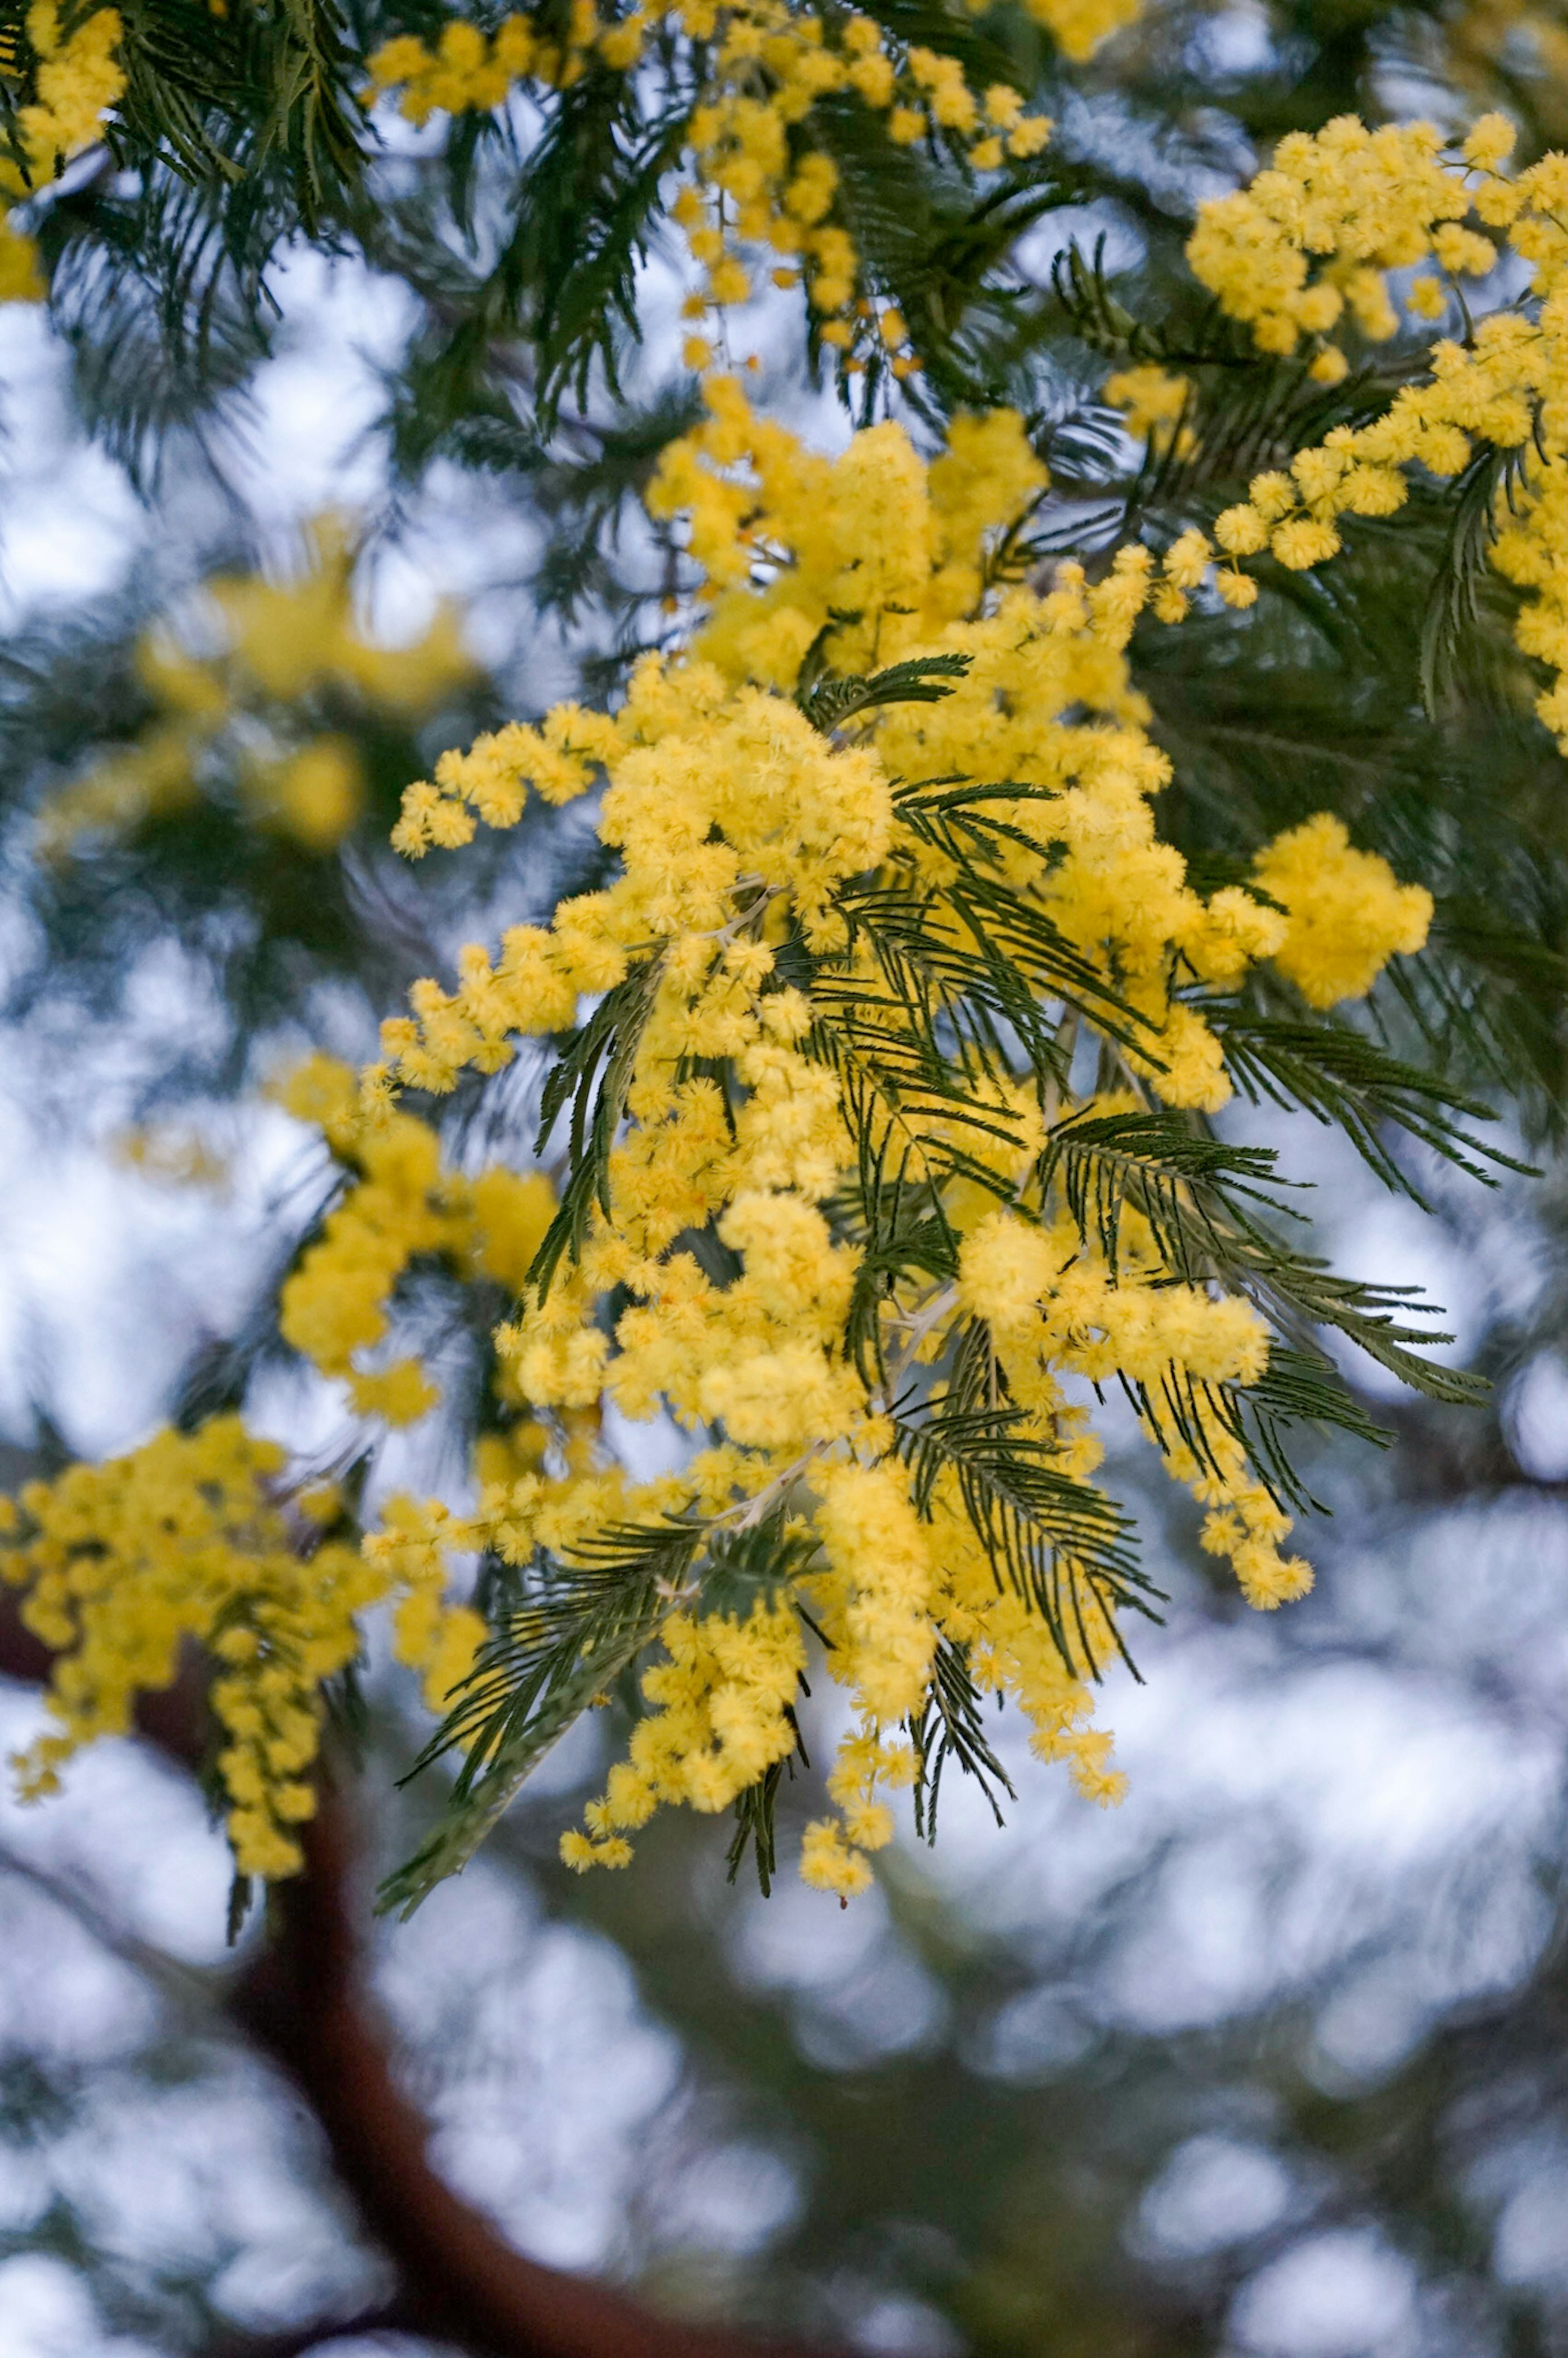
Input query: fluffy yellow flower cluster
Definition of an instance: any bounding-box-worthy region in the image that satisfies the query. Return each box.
[1102,364,1195,457]
[565,1598,808,1868]
[39,517,474,857]
[1187,117,1498,368]
[1182,117,1568,746]
[0,4,124,305]
[0,1417,485,1879]
[0,1056,554,1879]
[363,0,1136,375]
[363,381,1436,1897]
[275,1053,556,1426]
[1253,816,1436,1008]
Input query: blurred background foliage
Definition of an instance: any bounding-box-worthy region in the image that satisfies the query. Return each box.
[0,0,1564,2352]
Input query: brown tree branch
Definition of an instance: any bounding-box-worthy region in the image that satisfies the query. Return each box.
[0,1591,853,2358]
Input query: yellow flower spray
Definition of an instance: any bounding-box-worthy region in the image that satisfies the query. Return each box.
[1124,117,1567,747]
[7,66,1559,1914]
[361,0,1133,380]
[353,379,1450,1903]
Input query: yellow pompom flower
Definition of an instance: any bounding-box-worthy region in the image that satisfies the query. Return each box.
[1254,815,1434,1007]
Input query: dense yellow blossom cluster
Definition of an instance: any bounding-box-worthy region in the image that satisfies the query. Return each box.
[0,1060,556,1876]
[1176,117,1568,747]
[362,0,1136,375]
[0,5,124,305]
[0,1417,485,1879]
[1102,364,1195,457]
[39,518,474,857]
[1251,816,1434,1007]
[363,380,1435,1896]
[1188,118,1496,368]
[274,1052,556,1426]
[570,1597,808,1865]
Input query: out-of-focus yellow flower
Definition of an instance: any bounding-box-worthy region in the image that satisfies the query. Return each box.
[40,518,477,857]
